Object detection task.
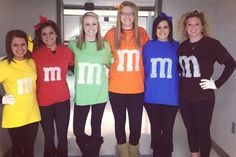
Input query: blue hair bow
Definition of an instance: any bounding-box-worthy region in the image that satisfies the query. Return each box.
[159,12,172,22]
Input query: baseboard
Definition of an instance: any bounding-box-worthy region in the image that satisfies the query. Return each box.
[212,140,230,157]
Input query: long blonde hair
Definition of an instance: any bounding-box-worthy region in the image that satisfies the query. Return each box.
[177,10,211,42]
[115,1,141,49]
[77,12,104,50]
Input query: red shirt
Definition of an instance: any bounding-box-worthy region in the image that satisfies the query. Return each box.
[32,45,74,106]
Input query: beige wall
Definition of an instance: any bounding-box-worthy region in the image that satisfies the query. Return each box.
[0,0,58,57]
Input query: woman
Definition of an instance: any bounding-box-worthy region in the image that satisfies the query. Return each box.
[177,10,235,157]
[32,18,74,157]
[143,12,179,157]
[104,1,149,157]
[0,30,41,157]
[68,12,112,157]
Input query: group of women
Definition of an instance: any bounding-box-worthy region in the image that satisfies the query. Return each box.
[0,1,235,157]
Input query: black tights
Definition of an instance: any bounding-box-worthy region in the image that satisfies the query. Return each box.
[109,92,144,145]
[40,100,70,157]
[8,122,39,157]
[73,102,106,143]
[180,99,215,157]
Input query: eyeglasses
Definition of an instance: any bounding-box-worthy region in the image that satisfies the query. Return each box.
[120,12,134,16]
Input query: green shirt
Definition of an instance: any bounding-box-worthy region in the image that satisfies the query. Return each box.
[68,40,112,106]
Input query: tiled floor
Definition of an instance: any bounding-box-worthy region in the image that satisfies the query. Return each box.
[34,76,220,157]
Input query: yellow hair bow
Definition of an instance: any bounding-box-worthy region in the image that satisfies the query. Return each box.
[28,35,33,52]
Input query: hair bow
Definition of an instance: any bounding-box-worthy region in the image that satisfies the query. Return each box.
[159,12,172,22]
[34,15,47,30]
[27,35,33,52]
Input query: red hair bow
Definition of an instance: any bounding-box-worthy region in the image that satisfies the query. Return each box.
[34,15,47,30]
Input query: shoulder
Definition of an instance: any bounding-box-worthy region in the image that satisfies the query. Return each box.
[178,40,189,53]
[204,36,221,45]
[179,39,189,47]
[138,27,147,31]
[32,46,43,53]
[68,39,77,47]
[144,40,155,47]
[0,59,8,67]
[106,28,116,34]
[32,46,45,57]
[138,27,148,35]
[28,58,36,65]
[105,28,116,39]
[171,40,179,47]
[172,40,179,45]
[58,44,72,51]
[68,39,79,52]
[0,60,9,76]
[58,44,67,48]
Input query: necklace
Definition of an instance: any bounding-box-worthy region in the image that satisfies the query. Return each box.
[189,36,204,50]
[190,40,200,50]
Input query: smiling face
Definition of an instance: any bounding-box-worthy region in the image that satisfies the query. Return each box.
[41,26,57,50]
[156,20,170,41]
[11,37,27,60]
[83,15,98,41]
[186,17,204,41]
[120,6,134,30]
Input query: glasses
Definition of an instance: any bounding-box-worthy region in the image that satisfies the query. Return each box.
[120,12,134,17]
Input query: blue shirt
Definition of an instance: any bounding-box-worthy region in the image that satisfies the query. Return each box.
[143,40,179,106]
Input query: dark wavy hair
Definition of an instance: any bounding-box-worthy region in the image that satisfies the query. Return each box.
[5,30,31,63]
[152,15,174,42]
[33,20,61,50]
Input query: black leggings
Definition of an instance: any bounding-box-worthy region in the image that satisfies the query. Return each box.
[180,99,215,157]
[144,103,178,156]
[8,122,39,157]
[73,102,106,143]
[39,99,70,156]
[109,92,144,145]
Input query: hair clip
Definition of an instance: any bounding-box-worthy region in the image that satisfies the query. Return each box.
[159,12,172,22]
[34,15,47,30]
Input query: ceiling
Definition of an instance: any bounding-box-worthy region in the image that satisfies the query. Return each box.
[63,0,155,7]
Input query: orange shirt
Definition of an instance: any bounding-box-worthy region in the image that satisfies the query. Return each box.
[104,27,149,94]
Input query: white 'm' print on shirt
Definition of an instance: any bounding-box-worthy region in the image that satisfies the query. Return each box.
[150,58,172,78]
[43,67,61,81]
[17,78,33,94]
[117,49,140,71]
[179,55,201,77]
[77,63,101,85]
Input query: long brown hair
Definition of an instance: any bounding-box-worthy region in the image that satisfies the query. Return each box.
[115,1,141,49]
[33,20,61,50]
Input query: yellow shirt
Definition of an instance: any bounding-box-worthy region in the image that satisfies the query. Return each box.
[0,59,41,128]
